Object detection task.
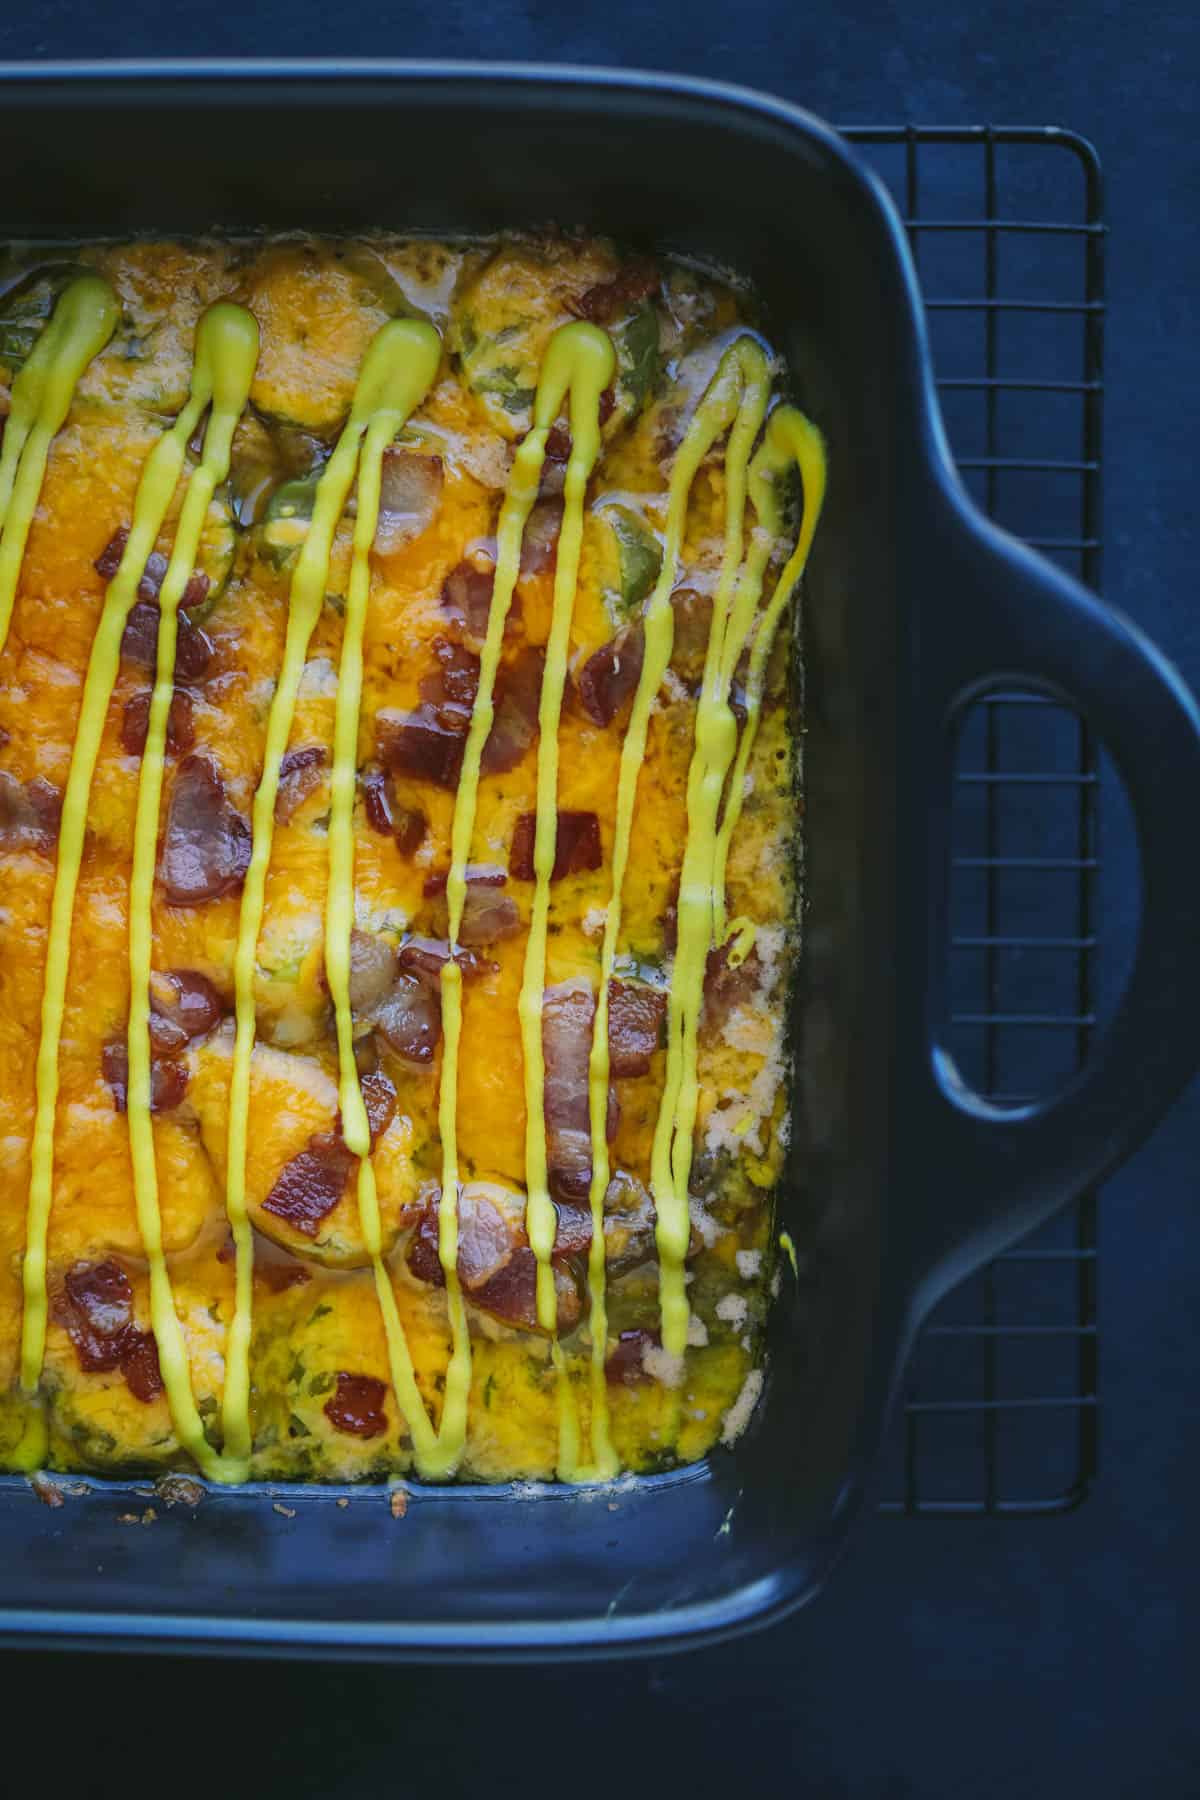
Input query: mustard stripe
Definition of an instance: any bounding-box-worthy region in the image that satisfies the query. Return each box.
[585,341,754,1407]
[712,407,828,938]
[22,330,206,1392]
[0,276,117,654]
[321,320,445,1473]
[223,319,441,1464]
[126,304,260,1483]
[654,344,771,1331]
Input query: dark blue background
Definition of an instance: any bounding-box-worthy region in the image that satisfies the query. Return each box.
[2,7,1197,1795]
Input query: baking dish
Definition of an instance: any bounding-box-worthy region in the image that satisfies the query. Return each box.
[1,59,1198,1660]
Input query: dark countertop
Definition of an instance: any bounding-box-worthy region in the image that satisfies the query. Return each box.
[2,8,1197,1796]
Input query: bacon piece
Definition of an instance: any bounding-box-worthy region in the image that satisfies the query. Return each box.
[120,1330,164,1403]
[553,1200,593,1257]
[261,1131,355,1238]
[406,1187,517,1292]
[598,384,617,428]
[567,261,660,325]
[577,621,645,727]
[158,754,252,906]
[55,1260,165,1401]
[100,1037,189,1114]
[375,972,442,1066]
[375,707,467,791]
[542,979,598,1206]
[375,449,443,555]
[441,546,523,642]
[360,1068,397,1147]
[406,1188,582,1332]
[120,687,196,757]
[324,1371,388,1439]
[538,423,571,498]
[360,764,427,853]
[608,978,667,1077]
[0,770,62,854]
[274,745,328,823]
[422,865,520,947]
[147,968,224,1054]
[703,940,762,1033]
[396,935,490,982]
[120,600,213,681]
[481,644,544,775]
[669,587,713,690]
[605,1327,660,1386]
[519,498,562,577]
[61,1260,133,1366]
[95,526,210,611]
[419,636,481,730]
[347,929,398,1020]
[509,809,601,883]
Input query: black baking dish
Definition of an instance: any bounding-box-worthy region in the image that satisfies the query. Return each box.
[2,60,1199,1661]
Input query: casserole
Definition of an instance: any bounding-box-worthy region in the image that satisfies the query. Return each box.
[1,59,1198,1658]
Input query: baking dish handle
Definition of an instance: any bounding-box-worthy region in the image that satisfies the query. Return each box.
[917,498,1200,1286]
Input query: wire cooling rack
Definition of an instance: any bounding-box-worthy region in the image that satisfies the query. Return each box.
[839,127,1105,1515]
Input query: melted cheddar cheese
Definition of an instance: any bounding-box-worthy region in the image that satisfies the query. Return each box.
[0,236,823,1484]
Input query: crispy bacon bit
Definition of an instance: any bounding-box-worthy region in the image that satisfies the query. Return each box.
[360,1068,397,1147]
[347,929,398,1019]
[375,450,443,555]
[274,745,328,823]
[420,635,481,730]
[669,587,713,690]
[703,940,762,1033]
[360,764,427,853]
[519,498,562,577]
[120,687,196,757]
[406,1187,582,1332]
[95,527,210,611]
[577,621,645,727]
[147,968,224,1054]
[553,1199,593,1257]
[120,1331,164,1402]
[422,862,506,898]
[29,1472,65,1508]
[543,979,598,1206]
[605,1327,660,1386]
[395,937,489,983]
[598,384,617,428]
[509,809,602,883]
[422,866,520,947]
[538,423,571,498]
[324,1371,389,1439]
[608,978,667,1077]
[0,770,62,854]
[441,547,522,642]
[375,973,442,1065]
[481,644,545,775]
[568,260,660,325]
[407,1188,517,1292]
[100,1037,189,1114]
[55,1259,165,1402]
[158,754,252,906]
[120,601,213,681]
[376,707,467,791]
[262,1131,355,1237]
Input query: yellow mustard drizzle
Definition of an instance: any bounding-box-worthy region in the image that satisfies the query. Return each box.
[585,341,766,1408]
[650,341,772,1360]
[321,320,450,1475]
[223,319,440,1465]
[21,302,217,1393]
[711,406,827,937]
[125,304,260,1484]
[435,320,614,1481]
[515,324,614,1480]
[0,275,117,654]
